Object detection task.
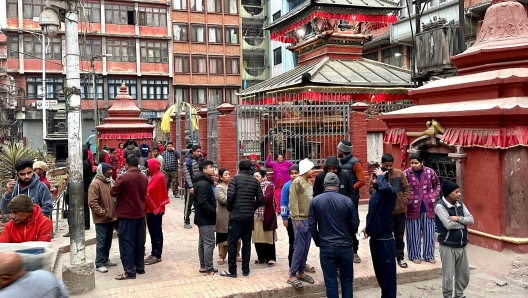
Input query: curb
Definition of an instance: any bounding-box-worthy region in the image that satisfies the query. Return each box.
[51,237,97,273]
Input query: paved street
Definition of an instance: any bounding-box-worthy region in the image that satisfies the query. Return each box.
[52,193,443,297]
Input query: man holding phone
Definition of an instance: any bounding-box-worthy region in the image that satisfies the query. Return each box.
[1,159,53,217]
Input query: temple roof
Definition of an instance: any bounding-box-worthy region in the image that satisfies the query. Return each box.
[238,57,412,96]
[267,0,402,31]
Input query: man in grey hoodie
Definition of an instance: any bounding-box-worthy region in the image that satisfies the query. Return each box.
[1,159,53,217]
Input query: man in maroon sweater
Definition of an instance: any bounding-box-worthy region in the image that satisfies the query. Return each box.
[111,154,149,280]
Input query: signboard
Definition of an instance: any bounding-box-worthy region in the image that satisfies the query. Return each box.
[36,100,58,109]
[140,111,157,118]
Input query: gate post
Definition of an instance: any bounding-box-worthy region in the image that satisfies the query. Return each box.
[350,102,370,201]
[197,105,208,154]
[216,103,238,172]
[179,112,187,150]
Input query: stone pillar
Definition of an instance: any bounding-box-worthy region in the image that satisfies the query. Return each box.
[350,102,369,201]
[197,105,208,155]
[179,112,186,151]
[170,113,177,146]
[448,146,466,199]
[216,103,238,172]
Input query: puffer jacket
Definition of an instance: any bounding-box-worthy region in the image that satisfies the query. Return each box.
[88,175,117,224]
[1,174,53,216]
[0,204,52,243]
[182,152,202,188]
[193,172,216,226]
[227,170,263,220]
[124,144,141,158]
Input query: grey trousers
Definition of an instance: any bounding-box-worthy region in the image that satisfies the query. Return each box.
[198,225,215,272]
[439,244,470,298]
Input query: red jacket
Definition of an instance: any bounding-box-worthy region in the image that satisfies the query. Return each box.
[39,175,51,190]
[0,204,52,243]
[146,159,170,214]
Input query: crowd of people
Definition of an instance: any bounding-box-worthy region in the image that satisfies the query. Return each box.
[0,138,475,298]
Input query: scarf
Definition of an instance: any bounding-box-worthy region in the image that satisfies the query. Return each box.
[255,179,273,221]
[93,164,114,186]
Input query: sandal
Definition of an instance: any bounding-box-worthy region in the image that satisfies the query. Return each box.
[287,279,303,289]
[115,273,136,280]
[397,259,408,268]
[236,256,242,262]
[199,268,218,273]
[220,270,237,278]
[412,259,421,264]
[297,274,314,284]
[254,259,264,264]
[144,256,162,265]
[305,264,316,273]
[267,261,276,267]
[353,254,361,264]
[217,258,225,265]
[426,259,437,264]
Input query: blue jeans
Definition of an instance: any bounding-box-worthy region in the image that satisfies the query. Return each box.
[319,247,354,298]
[95,221,117,268]
[290,220,311,277]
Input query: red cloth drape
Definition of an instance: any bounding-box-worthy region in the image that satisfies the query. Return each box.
[383,128,408,166]
[97,132,153,140]
[271,12,398,42]
[441,127,528,149]
[242,92,408,105]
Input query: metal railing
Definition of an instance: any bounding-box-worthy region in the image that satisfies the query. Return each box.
[366,100,414,119]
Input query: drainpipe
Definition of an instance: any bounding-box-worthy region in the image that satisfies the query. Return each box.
[468,229,528,245]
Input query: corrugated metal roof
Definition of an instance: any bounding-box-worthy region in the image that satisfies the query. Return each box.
[238,57,412,96]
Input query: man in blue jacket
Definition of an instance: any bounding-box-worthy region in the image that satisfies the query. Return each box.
[1,159,52,217]
[309,172,359,298]
[364,167,397,298]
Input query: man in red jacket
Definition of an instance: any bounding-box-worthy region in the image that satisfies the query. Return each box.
[0,194,52,243]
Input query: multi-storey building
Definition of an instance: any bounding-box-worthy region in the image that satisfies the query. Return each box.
[2,0,172,149]
[241,0,268,88]
[172,0,242,106]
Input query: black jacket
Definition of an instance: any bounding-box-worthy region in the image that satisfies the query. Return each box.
[193,172,216,226]
[313,157,355,200]
[226,170,263,220]
[83,149,93,191]
[365,174,397,240]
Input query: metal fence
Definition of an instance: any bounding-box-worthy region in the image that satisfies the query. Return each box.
[236,102,351,167]
[207,100,219,165]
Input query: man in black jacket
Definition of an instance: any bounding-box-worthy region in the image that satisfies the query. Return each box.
[193,160,217,275]
[220,160,263,278]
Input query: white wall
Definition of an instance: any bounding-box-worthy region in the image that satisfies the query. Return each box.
[268,0,298,78]
[367,132,384,164]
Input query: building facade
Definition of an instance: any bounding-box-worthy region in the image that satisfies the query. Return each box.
[241,0,268,88]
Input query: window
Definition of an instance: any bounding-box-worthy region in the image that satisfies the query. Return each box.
[175,87,190,103]
[225,88,238,104]
[208,88,223,107]
[191,25,206,42]
[105,5,135,25]
[109,79,137,99]
[141,80,169,100]
[23,0,45,19]
[191,0,204,11]
[106,40,136,62]
[80,38,102,60]
[8,35,18,58]
[209,57,223,74]
[23,35,62,59]
[207,0,222,12]
[273,47,282,65]
[192,56,207,74]
[364,51,379,61]
[82,3,101,23]
[272,11,281,21]
[27,77,64,100]
[382,46,403,67]
[225,27,239,44]
[7,0,17,18]
[224,0,238,14]
[80,78,104,100]
[138,7,167,27]
[208,27,223,43]
[173,24,189,41]
[140,41,168,63]
[226,57,240,74]
[174,55,190,73]
[192,88,206,104]
[173,0,188,10]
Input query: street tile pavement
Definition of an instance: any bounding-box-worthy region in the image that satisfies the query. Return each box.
[52,194,442,297]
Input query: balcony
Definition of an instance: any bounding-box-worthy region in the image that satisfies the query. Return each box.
[241,0,265,18]
[0,51,7,59]
[242,36,268,52]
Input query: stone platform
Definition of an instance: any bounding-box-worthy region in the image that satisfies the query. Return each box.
[51,194,442,297]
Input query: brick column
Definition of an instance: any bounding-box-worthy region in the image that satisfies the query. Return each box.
[216,103,238,172]
[179,112,186,151]
[197,105,208,154]
[170,113,177,145]
[350,102,370,202]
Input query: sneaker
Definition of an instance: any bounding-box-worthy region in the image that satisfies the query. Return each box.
[184,224,192,229]
[353,254,361,264]
[105,260,118,267]
[96,266,108,273]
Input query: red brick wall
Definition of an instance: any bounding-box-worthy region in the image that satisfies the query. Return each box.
[216,113,238,172]
[350,109,370,201]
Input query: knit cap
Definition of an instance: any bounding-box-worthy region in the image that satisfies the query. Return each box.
[7,194,34,213]
[323,173,340,187]
[100,162,111,173]
[337,140,352,153]
[441,179,460,197]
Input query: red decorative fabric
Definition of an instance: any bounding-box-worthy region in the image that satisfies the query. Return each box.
[383,128,408,166]
[441,127,528,149]
[241,92,408,105]
[98,132,153,140]
[270,13,398,42]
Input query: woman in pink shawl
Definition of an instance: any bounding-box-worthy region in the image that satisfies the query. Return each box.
[265,152,293,214]
[144,159,170,265]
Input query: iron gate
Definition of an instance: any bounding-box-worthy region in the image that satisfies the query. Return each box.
[236,103,351,166]
[424,152,457,199]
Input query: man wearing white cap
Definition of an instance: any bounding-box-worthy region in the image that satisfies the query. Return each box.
[287,158,315,290]
[33,161,51,191]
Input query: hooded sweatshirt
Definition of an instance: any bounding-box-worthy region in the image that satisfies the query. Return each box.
[0,204,52,243]
[1,175,53,216]
[313,157,356,201]
[146,159,170,214]
[124,143,141,159]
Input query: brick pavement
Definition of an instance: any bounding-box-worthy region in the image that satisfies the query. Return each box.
[52,194,442,297]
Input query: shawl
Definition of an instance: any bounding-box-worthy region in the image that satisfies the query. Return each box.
[255,180,274,221]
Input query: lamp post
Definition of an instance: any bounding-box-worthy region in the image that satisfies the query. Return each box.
[89,54,111,159]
